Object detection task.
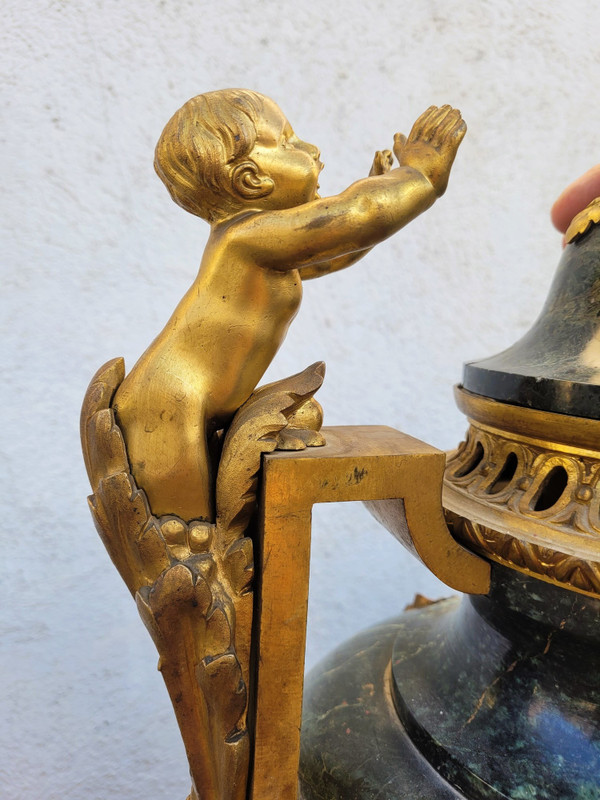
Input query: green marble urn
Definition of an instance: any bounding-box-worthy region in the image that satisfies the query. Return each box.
[299,205,600,799]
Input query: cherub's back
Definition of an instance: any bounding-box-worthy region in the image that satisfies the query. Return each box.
[112,235,303,519]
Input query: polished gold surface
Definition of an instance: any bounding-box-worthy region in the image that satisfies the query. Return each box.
[112,90,466,523]
[444,386,600,599]
[565,195,600,243]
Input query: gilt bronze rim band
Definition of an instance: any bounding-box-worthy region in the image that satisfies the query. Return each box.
[454,386,600,453]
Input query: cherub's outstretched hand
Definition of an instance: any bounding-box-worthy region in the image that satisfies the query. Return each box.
[393,105,466,197]
[369,149,394,177]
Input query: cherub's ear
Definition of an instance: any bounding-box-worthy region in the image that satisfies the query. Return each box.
[231,161,274,200]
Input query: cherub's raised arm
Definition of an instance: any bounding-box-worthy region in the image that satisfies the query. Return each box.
[299,249,370,281]
[236,106,466,271]
[300,149,391,280]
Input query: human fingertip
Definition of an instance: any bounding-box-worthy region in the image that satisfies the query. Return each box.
[551,165,600,233]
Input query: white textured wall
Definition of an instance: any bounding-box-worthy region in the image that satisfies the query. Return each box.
[3,2,599,797]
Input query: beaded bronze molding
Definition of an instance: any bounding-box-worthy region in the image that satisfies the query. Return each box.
[443,395,600,599]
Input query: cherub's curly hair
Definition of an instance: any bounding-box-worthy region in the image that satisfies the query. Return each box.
[154,89,265,222]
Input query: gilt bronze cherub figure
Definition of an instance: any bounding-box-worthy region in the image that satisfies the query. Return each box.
[113,90,465,522]
[81,90,469,800]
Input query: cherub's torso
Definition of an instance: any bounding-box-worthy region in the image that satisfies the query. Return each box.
[115,226,303,428]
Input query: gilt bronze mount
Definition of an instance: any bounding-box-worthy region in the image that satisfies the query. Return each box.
[81,90,471,799]
[82,85,600,798]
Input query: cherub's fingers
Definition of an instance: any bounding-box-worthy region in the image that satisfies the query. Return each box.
[430,110,466,147]
[418,105,454,143]
[419,105,452,142]
[441,119,467,154]
[409,106,437,140]
[382,149,394,170]
[449,117,467,143]
[429,107,461,138]
[369,152,381,177]
[369,149,393,176]
[393,132,407,162]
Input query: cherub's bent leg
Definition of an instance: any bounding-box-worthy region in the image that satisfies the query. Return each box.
[116,402,215,522]
[154,421,215,522]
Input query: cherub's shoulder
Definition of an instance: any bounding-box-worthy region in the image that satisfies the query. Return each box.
[213,210,265,239]
[208,210,274,262]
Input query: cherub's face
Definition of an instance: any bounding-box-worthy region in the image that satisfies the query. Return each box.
[249,99,323,208]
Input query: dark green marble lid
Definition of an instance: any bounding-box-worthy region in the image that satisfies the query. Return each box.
[463,220,600,418]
